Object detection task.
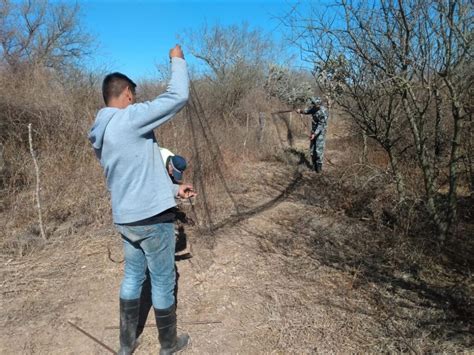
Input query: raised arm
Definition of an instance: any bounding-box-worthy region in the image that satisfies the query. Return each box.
[129,45,190,135]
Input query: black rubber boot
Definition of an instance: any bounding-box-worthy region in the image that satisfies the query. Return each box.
[155,304,189,355]
[136,273,153,339]
[118,298,140,355]
[315,163,323,173]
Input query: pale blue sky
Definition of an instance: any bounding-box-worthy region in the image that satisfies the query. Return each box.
[79,0,299,79]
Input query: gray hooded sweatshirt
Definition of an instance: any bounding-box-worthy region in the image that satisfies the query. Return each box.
[88,57,189,224]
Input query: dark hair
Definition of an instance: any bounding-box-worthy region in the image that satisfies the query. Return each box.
[102,72,136,105]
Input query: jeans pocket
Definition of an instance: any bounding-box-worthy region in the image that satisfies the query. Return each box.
[116,224,155,242]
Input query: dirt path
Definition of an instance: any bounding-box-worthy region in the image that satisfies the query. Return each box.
[2,126,471,353]
[0,129,372,354]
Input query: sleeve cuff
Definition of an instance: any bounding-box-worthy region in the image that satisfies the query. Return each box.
[172,184,179,197]
[171,57,186,65]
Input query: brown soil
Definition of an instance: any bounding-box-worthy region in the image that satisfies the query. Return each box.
[1,120,472,354]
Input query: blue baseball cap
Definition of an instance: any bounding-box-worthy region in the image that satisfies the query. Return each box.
[169,155,187,183]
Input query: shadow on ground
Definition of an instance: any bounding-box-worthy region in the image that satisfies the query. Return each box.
[247,160,474,352]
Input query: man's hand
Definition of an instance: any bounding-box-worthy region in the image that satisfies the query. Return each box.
[296,108,302,114]
[178,184,196,199]
[169,44,184,60]
[309,133,315,141]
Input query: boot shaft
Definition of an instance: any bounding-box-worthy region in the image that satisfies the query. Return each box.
[155,304,177,348]
[119,298,140,355]
[154,304,189,354]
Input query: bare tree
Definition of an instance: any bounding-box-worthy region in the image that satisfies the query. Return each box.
[265,64,314,107]
[0,0,95,195]
[180,22,276,116]
[282,0,473,241]
[0,0,92,70]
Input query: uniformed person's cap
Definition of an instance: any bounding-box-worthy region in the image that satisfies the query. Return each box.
[310,96,322,106]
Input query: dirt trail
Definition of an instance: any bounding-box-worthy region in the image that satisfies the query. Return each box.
[2,124,471,353]
[0,128,371,354]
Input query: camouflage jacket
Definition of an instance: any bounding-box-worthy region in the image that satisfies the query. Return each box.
[302,105,329,133]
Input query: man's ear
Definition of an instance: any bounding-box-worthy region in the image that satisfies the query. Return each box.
[126,87,135,102]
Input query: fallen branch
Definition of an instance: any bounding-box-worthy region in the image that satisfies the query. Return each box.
[68,321,117,354]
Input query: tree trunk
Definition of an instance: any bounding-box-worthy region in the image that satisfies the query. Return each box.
[466,115,474,191]
[444,79,465,239]
[361,131,368,163]
[402,94,448,240]
[434,89,443,159]
[257,112,265,144]
[387,148,406,202]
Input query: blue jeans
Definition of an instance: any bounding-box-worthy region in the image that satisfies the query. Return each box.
[115,222,176,310]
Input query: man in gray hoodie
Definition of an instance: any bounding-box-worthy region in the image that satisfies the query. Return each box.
[89,45,194,355]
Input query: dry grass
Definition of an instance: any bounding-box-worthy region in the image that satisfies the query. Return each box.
[241,153,473,353]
